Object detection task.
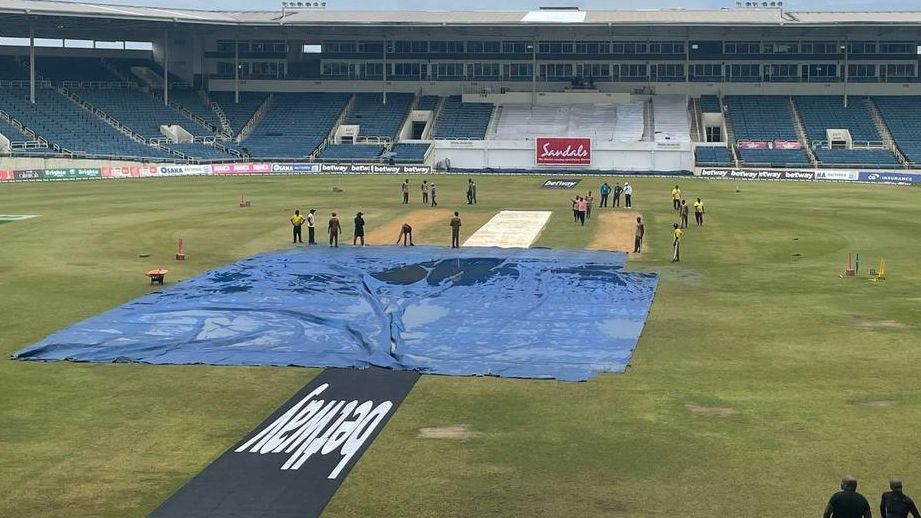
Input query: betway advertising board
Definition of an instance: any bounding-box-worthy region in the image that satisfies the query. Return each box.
[536,137,591,166]
[698,168,816,181]
[152,367,419,518]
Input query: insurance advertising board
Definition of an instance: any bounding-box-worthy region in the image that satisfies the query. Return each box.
[536,137,591,166]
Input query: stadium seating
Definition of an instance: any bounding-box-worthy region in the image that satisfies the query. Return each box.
[346,93,413,140]
[872,96,921,163]
[0,118,30,144]
[390,142,431,163]
[699,95,721,113]
[242,92,350,159]
[813,148,899,167]
[318,143,383,161]
[433,96,494,139]
[794,96,882,145]
[0,56,28,80]
[166,142,236,161]
[72,87,213,139]
[416,95,440,111]
[210,91,268,136]
[724,96,798,141]
[35,57,117,82]
[694,146,733,166]
[165,89,222,131]
[738,148,810,167]
[106,57,182,84]
[0,87,173,159]
[653,95,690,142]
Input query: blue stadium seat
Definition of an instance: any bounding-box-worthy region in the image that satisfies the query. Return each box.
[872,96,921,163]
[72,87,216,139]
[699,95,721,113]
[724,96,798,141]
[694,146,733,166]
[416,95,440,111]
[346,93,413,139]
[0,87,173,159]
[813,148,899,167]
[318,144,383,161]
[210,92,268,136]
[390,143,431,163]
[433,96,494,139]
[242,92,350,159]
[166,143,237,161]
[794,96,882,145]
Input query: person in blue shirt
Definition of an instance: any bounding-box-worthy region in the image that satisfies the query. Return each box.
[599,182,611,207]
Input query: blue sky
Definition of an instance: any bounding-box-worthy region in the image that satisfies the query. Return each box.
[57,0,921,11]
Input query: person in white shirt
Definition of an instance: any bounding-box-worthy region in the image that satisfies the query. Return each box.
[624,183,633,208]
[307,209,317,245]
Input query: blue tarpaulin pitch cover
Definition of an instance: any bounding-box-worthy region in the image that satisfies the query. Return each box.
[13,247,658,381]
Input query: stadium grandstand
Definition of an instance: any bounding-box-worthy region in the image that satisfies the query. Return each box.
[0,2,919,171]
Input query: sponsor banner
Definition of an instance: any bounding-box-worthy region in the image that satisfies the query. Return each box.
[151,367,419,518]
[698,168,815,180]
[814,170,858,181]
[541,178,581,189]
[738,141,769,149]
[859,171,921,184]
[156,164,211,176]
[319,163,431,174]
[13,169,43,181]
[536,137,591,166]
[212,162,274,175]
[43,168,101,180]
[773,140,802,150]
[271,163,321,173]
[0,170,13,181]
[101,166,144,178]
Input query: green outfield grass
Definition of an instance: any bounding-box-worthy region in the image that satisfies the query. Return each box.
[1,175,919,517]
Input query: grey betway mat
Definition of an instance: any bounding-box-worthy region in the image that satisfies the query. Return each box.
[151,367,420,518]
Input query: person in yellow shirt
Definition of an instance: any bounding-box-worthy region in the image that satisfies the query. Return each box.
[671,185,682,210]
[694,197,705,226]
[290,209,306,244]
[672,223,683,262]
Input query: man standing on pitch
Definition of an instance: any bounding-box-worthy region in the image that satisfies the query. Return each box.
[671,184,682,210]
[328,212,341,248]
[430,183,438,207]
[353,211,365,247]
[307,208,317,245]
[881,480,921,518]
[613,182,623,207]
[450,211,462,248]
[585,191,594,219]
[634,216,645,253]
[694,197,705,226]
[470,179,477,204]
[290,209,305,244]
[396,223,414,246]
[823,476,871,518]
[401,179,410,204]
[599,182,611,207]
[421,180,430,205]
[671,223,682,262]
[466,179,473,204]
[679,200,690,229]
[624,182,633,208]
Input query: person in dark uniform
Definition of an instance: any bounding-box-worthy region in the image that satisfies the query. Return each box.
[396,223,414,246]
[466,179,473,204]
[353,211,365,247]
[599,182,611,207]
[290,209,305,244]
[613,182,623,207]
[328,212,341,248]
[824,476,872,518]
[450,211,462,248]
[881,480,921,518]
[634,216,644,253]
[470,180,477,204]
[430,183,438,207]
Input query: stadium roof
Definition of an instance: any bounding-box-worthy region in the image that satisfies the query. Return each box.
[3,1,921,34]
